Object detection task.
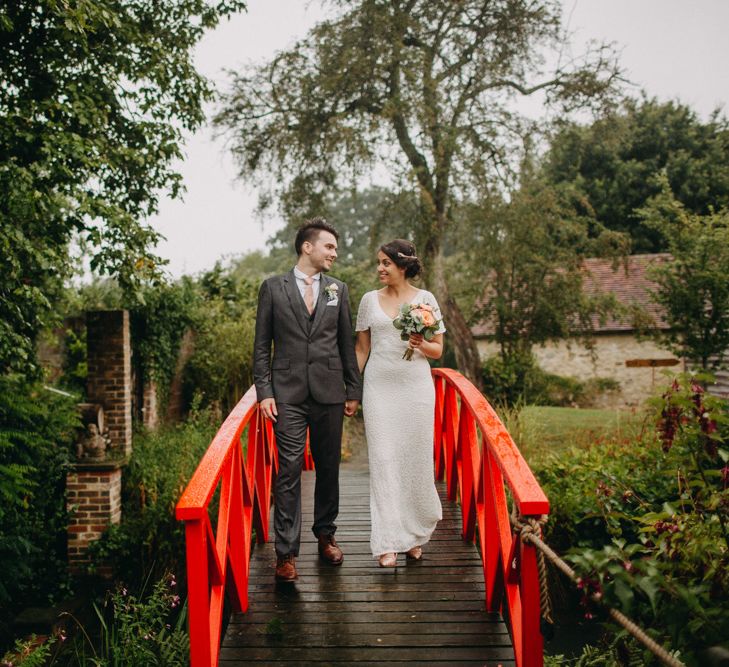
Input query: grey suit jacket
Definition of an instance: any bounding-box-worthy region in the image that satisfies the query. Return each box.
[253,270,363,404]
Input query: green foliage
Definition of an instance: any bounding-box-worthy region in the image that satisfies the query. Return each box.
[545,639,650,667]
[0,378,79,645]
[542,98,729,253]
[87,407,217,589]
[536,375,729,664]
[1,634,57,667]
[61,325,88,396]
[131,281,198,409]
[0,0,246,375]
[482,354,613,407]
[267,186,423,267]
[462,177,627,366]
[637,178,729,370]
[183,264,259,414]
[63,574,188,667]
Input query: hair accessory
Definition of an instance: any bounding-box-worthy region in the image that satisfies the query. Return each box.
[397,251,418,260]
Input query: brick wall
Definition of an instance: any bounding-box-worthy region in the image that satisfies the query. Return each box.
[66,465,122,575]
[86,310,132,456]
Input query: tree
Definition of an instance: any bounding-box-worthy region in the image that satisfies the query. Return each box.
[638,177,729,371]
[542,98,729,253]
[265,186,412,265]
[462,178,625,365]
[216,0,622,385]
[0,0,245,376]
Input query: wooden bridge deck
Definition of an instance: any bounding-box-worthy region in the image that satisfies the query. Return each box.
[220,465,516,666]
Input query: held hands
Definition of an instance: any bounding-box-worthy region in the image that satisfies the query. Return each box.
[260,397,278,422]
[344,400,360,417]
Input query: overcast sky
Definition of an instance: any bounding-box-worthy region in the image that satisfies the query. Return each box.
[149,0,729,277]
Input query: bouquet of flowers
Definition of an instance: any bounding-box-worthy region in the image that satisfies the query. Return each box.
[393,302,442,360]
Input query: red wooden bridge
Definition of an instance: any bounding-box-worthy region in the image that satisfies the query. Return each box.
[176,368,550,666]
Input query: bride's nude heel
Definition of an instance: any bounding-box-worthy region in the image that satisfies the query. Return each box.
[406,546,422,560]
[378,552,397,567]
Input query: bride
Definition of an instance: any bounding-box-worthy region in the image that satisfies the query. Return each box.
[355,239,445,567]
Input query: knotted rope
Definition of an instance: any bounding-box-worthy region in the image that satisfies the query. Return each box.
[510,510,553,625]
[510,510,685,667]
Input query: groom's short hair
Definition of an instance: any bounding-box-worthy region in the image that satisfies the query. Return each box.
[294,217,340,256]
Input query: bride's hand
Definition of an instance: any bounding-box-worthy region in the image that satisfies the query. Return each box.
[408,333,424,349]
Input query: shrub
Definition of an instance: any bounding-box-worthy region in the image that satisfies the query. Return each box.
[536,374,728,664]
[482,354,588,407]
[0,377,79,647]
[183,265,258,414]
[1,634,57,667]
[59,573,188,666]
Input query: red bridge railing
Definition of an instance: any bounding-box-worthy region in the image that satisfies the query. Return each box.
[433,368,550,667]
[175,387,274,666]
[175,386,314,666]
[177,371,548,667]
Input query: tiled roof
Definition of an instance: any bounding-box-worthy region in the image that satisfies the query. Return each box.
[472,253,672,337]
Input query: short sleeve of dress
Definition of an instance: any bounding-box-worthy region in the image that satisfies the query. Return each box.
[422,290,446,334]
[355,291,371,332]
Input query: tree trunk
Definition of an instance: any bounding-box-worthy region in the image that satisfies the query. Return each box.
[428,249,484,391]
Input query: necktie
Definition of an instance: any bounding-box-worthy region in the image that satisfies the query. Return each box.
[303,276,315,314]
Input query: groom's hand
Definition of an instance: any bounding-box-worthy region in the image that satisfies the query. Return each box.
[344,400,359,417]
[260,398,278,422]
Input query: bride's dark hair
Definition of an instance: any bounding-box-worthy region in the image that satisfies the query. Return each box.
[380,239,423,279]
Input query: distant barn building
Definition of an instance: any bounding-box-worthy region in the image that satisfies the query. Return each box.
[472,254,728,407]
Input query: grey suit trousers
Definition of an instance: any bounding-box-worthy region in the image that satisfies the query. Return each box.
[273,398,344,557]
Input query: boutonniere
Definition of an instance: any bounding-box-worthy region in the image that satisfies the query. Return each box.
[324,283,339,302]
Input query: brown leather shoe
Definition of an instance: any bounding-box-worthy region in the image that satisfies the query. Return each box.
[275,554,298,581]
[317,534,344,565]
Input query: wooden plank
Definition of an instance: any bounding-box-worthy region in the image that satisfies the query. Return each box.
[218,646,517,661]
[220,662,515,667]
[221,634,513,648]
[226,620,507,634]
[221,469,515,664]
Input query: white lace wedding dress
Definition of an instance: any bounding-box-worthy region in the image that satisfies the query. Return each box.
[355,289,445,557]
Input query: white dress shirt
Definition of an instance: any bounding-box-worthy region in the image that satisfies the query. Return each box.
[293,266,321,304]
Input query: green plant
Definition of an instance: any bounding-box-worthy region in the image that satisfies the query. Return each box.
[482,354,589,407]
[0,377,79,649]
[62,573,188,667]
[130,280,197,410]
[547,374,729,665]
[638,176,729,370]
[61,326,87,396]
[1,634,57,667]
[183,265,259,414]
[1,0,245,377]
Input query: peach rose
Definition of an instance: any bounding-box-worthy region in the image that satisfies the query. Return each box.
[412,308,436,327]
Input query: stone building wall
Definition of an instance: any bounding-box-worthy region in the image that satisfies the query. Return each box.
[476,333,683,407]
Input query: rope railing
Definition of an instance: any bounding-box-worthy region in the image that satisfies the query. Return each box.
[510,513,686,667]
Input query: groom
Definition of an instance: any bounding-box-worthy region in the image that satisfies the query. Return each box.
[253,218,362,581]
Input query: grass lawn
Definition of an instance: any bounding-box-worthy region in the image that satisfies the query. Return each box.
[505,405,647,464]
